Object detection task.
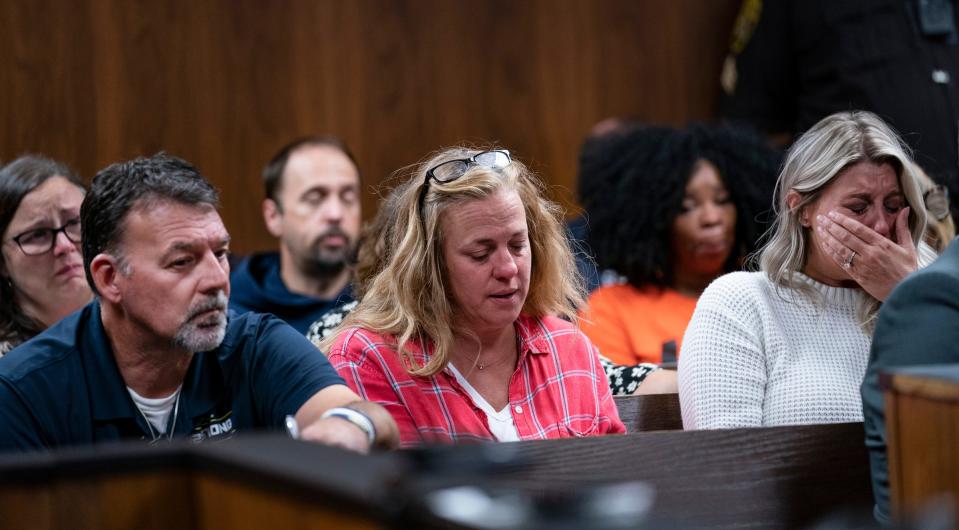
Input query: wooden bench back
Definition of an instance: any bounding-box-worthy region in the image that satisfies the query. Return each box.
[614,393,683,432]
[495,422,874,528]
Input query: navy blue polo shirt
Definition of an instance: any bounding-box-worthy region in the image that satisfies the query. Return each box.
[0,302,345,451]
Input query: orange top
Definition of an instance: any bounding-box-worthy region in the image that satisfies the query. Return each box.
[578,284,698,365]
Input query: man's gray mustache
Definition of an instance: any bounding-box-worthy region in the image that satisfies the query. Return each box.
[186,291,228,321]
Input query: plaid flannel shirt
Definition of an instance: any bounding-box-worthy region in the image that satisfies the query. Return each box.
[328,314,626,447]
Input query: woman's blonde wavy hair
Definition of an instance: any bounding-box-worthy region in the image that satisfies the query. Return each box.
[757,110,927,329]
[321,146,584,376]
[911,162,955,253]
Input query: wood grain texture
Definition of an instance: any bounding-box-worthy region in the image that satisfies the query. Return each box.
[614,393,683,432]
[0,472,194,530]
[0,484,52,530]
[194,474,385,530]
[490,423,874,529]
[0,0,740,254]
[0,426,871,529]
[886,373,959,521]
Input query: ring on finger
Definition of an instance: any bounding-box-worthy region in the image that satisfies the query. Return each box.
[843,250,857,269]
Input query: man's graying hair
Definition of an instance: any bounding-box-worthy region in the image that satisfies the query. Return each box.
[81,153,220,295]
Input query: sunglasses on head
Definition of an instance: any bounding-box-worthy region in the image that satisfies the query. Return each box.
[416,150,512,225]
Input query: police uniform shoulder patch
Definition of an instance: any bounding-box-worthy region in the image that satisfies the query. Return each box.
[721,0,763,95]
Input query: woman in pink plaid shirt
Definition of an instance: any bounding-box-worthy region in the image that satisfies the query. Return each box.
[321,147,626,447]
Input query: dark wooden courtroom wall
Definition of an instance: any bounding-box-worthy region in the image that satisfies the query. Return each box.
[0,0,740,254]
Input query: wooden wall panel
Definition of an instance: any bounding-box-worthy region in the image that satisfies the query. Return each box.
[0,0,740,254]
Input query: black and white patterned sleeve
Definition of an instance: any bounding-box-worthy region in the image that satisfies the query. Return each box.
[305,300,359,347]
[599,355,660,396]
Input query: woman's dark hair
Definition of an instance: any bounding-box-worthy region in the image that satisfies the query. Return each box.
[580,123,781,290]
[0,155,85,347]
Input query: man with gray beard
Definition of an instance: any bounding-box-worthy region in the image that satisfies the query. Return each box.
[0,154,398,452]
[229,137,360,333]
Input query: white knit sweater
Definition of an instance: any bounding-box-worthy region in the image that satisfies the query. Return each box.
[678,271,870,429]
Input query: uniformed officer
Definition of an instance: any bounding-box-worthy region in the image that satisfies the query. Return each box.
[722,0,959,219]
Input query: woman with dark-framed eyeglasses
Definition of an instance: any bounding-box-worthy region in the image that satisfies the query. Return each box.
[320,146,625,446]
[0,155,91,355]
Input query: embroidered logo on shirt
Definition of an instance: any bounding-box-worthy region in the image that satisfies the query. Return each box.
[190,411,235,442]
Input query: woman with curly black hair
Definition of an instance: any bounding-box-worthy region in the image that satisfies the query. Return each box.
[577,124,780,366]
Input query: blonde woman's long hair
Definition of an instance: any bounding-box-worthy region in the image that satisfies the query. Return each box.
[321,147,584,376]
[911,163,955,252]
[757,110,927,328]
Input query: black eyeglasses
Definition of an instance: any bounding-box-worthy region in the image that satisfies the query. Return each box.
[8,218,82,256]
[924,184,951,221]
[417,150,512,222]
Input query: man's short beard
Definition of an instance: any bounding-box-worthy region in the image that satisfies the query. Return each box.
[301,250,350,277]
[173,291,228,352]
[300,232,355,278]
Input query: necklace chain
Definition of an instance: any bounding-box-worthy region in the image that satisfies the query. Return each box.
[474,350,509,371]
[471,334,522,371]
[136,390,181,444]
[477,358,502,370]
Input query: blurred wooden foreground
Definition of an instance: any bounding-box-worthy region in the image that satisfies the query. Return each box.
[0,418,873,529]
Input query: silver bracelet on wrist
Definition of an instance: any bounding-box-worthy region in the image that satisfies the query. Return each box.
[321,407,376,446]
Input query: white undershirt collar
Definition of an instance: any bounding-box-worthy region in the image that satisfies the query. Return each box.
[448,364,519,442]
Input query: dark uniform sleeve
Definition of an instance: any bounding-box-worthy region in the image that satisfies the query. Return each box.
[720,0,798,135]
[862,261,959,524]
[246,315,347,428]
[0,378,48,451]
